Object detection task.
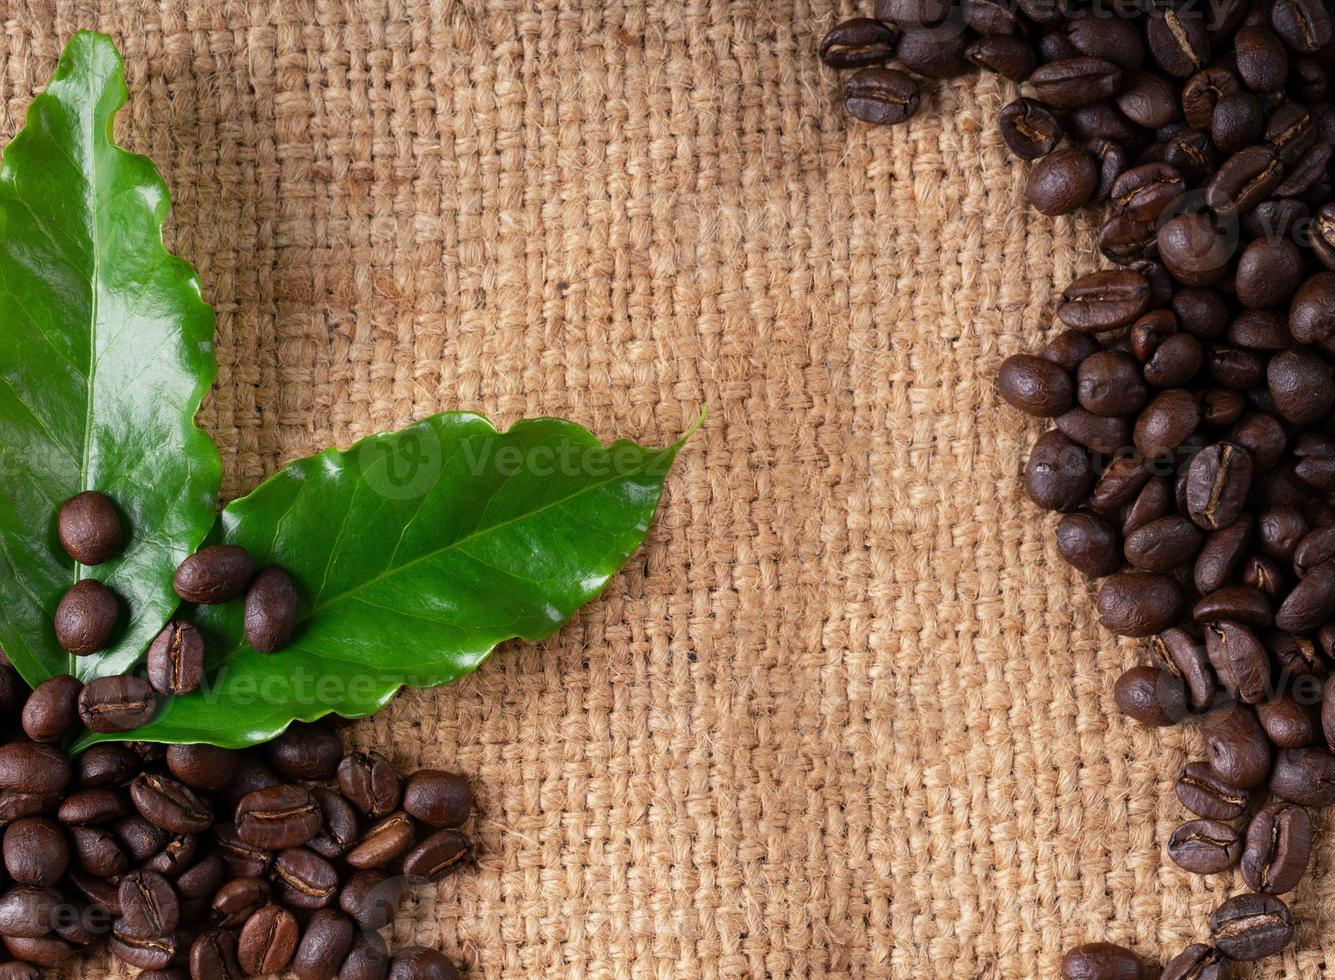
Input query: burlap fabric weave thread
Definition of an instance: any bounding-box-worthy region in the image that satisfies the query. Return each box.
[4,1,1330,977]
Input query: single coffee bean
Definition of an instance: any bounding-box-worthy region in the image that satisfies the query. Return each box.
[291,908,354,980]
[70,825,129,877]
[54,579,119,656]
[1203,621,1269,704]
[1210,892,1294,961]
[1203,703,1271,789]
[1117,71,1180,129]
[1113,665,1187,726]
[1042,330,1101,373]
[307,787,359,860]
[116,814,169,862]
[1077,352,1147,418]
[339,869,408,931]
[3,935,75,967]
[1125,516,1202,571]
[272,848,338,910]
[346,811,417,870]
[1235,26,1288,90]
[237,903,299,976]
[999,97,1063,160]
[1270,746,1335,805]
[129,773,213,835]
[1158,213,1231,287]
[1096,572,1185,637]
[1167,818,1241,874]
[1146,5,1208,76]
[1258,696,1319,748]
[1289,271,1335,351]
[1059,272,1151,333]
[1110,163,1184,222]
[236,785,321,850]
[109,922,179,971]
[818,17,900,69]
[1182,66,1240,128]
[20,675,81,744]
[1295,526,1335,576]
[267,722,342,781]
[1241,801,1312,894]
[403,770,473,829]
[164,744,239,794]
[1028,57,1122,109]
[403,829,473,882]
[77,743,140,788]
[189,929,242,980]
[146,832,198,880]
[1027,148,1099,215]
[1213,94,1265,155]
[1025,431,1094,513]
[1163,944,1232,980]
[3,818,67,887]
[338,752,402,819]
[1055,408,1130,455]
[1151,629,1215,713]
[146,621,205,697]
[212,826,272,879]
[1185,443,1252,531]
[1092,456,1152,513]
[1277,559,1335,633]
[1066,515,1129,577]
[0,885,62,938]
[1235,239,1303,310]
[388,948,460,980]
[223,756,282,810]
[67,867,122,916]
[1272,0,1332,51]
[965,35,1035,80]
[57,491,124,565]
[998,354,1073,417]
[78,675,157,733]
[0,742,70,796]
[895,27,969,79]
[210,876,270,929]
[175,853,226,900]
[1256,506,1308,564]
[1193,587,1272,627]
[1269,349,1335,425]
[118,870,180,938]
[1134,389,1200,458]
[843,67,921,126]
[57,787,129,826]
[173,544,254,604]
[1143,333,1201,388]
[341,933,391,980]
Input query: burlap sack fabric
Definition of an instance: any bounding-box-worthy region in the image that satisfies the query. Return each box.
[3,0,1331,977]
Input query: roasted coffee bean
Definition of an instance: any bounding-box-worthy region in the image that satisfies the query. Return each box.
[346,812,416,870]
[341,933,391,980]
[874,0,952,27]
[272,848,338,910]
[1076,354,1146,419]
[999,98,1063,160]
[236,785,321,850]
[173,544,254,604]
[145,832,197,879]
[20,675,81,744]
[0,885,62,938]
[57,787,129,826]
[190,929,241,980]
[1212,94,1265,155]
[223,756,282,811]
[1269,349,1335,425]
[1162,944,1232,980]
[1158,213,1231,286]
[1152,629,1216,712]
[1058,272,1151,333]
[1204,621,1270,704]
[1245,197,1309,239]
[1182,67,1240,129]
[338,752,401,819]
[998,354,1073,416]
[237,903,299,976]
[116,814,169,862]
[109,923,179,971]
[266,722,342,782]
[895,27,969,79]
[843,67,921,126]
[1043,330,1102,372]
[210,876,270,929]
[1143,333,1201,387]
[1295,526,1335,576]
[1199,388,1243,430]
[1210,892,1294,961]
[818,17,900,68]
[0,742,70,796]
[1234,26,1288,91]
[129,773,212,835]
[1027,148,1099,215]
[146,621,204,697]
[1125,516,1202,570]
[212,826,271,879]
[78,675,156,734]
[965,36,1036,80]
[1226,415,1286,471]
[4,935,75,967]
[1289,271,1335,351]
[54,579,119,656]
[57,491,124,565]
[1057,512,1123,577]
[3,818,67,886]
[1277,559,1335,632]
[339,869,407,931]
[1147,6,1209,77]
[403,829,473,882]
[164,744,239,795]
[1099,214,1157,263]
[118,869,179,938]
[388,948,460,980]
[1195,519,1252,595]
[66,867,121,916]
[70,825,128,877]
[1055,408,1131,455]
[1193,587,1273,627]
[1118,71,1180,129]
[1028,58,1122,110]
[1096,572,1186,637]
[1258,696,1319,748]
[1272,0,1332,52]
[1270,746,1335,805]
[175,853,226,900]
[1092,456,1152,512]
[1241,801,1312,894]
[78,743,140,789]
[307,787,359,860]
[1124,477,1174,535]
[291,908,354,980]
[1134,389,1200,458]
[1185,443,1252,531]
[1235,240,1303,311]
[1062,11,1143,69]
[1204,703,1271,788]
[403,770,472,829]
[1257,506,1308,564]
[1167,818,1241,874]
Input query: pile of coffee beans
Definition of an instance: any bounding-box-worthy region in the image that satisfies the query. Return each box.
[0,665,473,978]
[52,490,301,736]
[820,0,1335,975]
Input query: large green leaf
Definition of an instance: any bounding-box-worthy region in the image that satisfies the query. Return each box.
[0,33,220,684]
[77,413,693,749]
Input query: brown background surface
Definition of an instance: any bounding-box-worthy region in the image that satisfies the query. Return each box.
[1,0,1328,977]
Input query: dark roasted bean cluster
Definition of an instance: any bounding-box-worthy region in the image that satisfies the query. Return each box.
[822,0,1335,974]
[0,670,473,979]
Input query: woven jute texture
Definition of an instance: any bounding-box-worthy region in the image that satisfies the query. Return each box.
[4,1,1331,977]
